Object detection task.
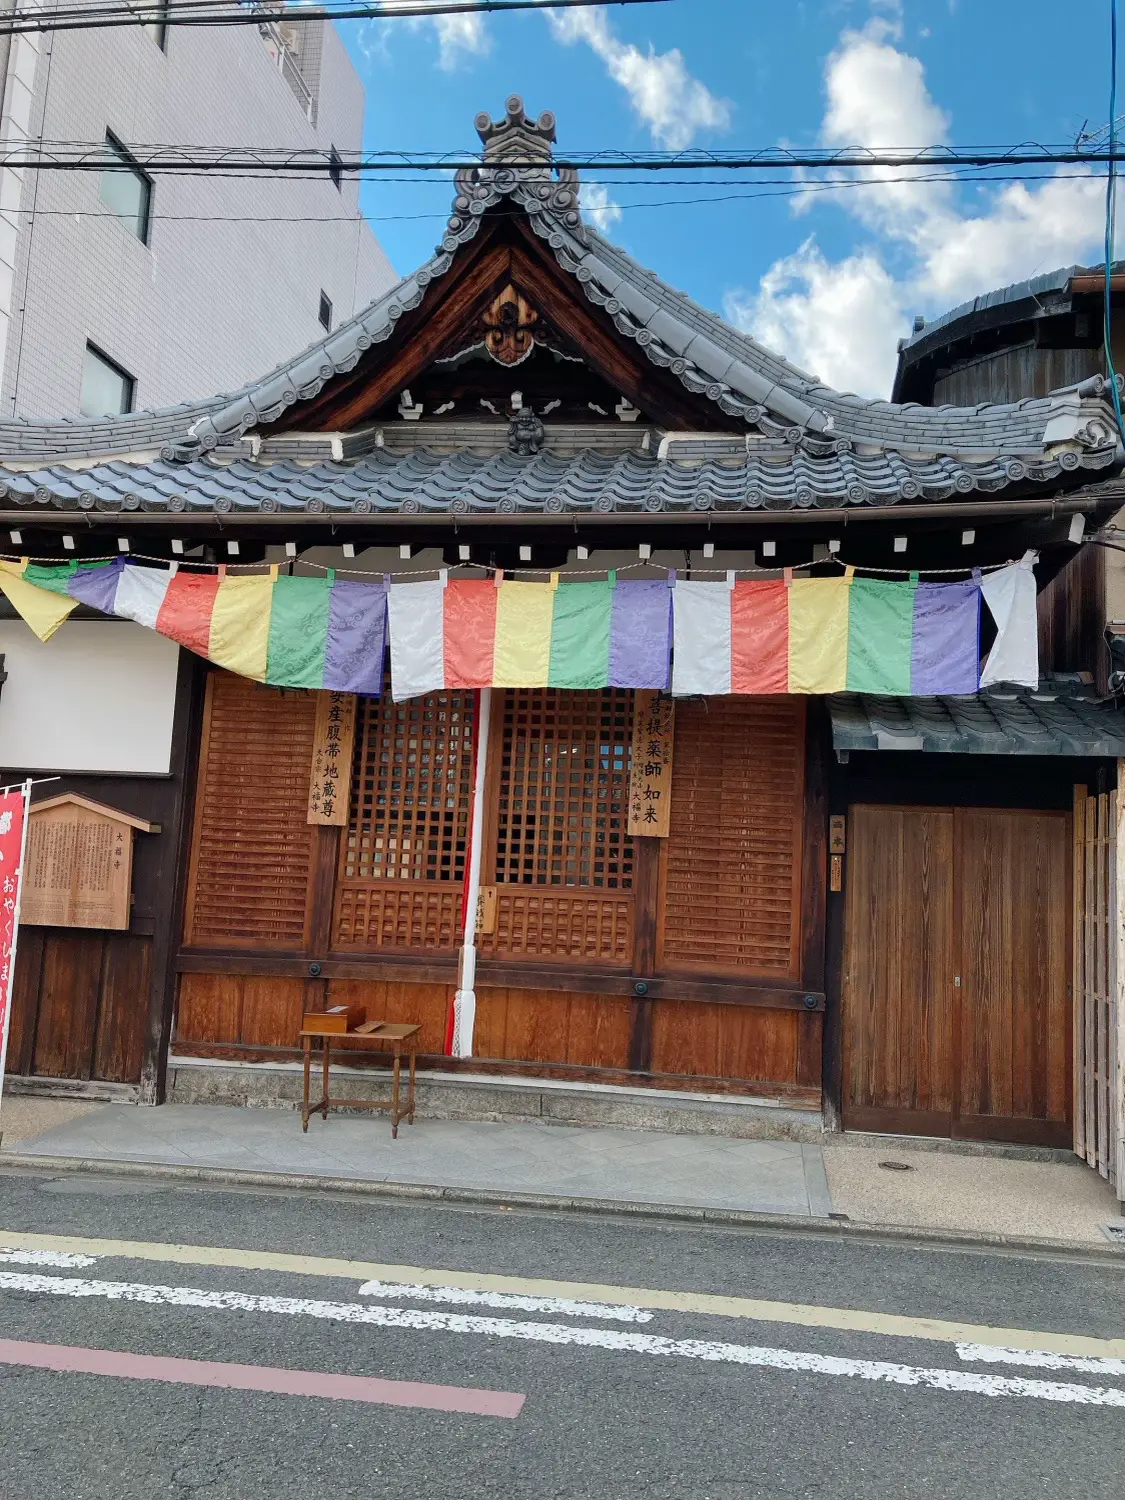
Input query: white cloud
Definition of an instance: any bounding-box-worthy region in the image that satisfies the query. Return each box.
[583,182,623,235]
[365,3,727,143]
[376,1,489,69]
[726,17,1106,397]
[726,240,909,398]
[543,9,731,150]
[431,13,489,70]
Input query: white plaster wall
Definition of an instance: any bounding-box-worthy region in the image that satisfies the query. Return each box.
[0,620,179,773]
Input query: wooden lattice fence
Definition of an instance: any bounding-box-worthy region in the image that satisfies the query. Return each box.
[1074,784,1125,1199]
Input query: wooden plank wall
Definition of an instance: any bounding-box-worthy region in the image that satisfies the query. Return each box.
[1036,544,1106,694]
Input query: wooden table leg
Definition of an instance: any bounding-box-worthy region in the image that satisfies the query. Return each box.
[321,1038,331,1121]
[391,1047,402,1138]
[302,1037,311,1132]
[407,1048,416,1126]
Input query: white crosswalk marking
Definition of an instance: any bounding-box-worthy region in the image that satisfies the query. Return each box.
[1,1270,1124,1408]
[0,1248,98,1268]
[357,1278,652,1321]
[957,1343,1125,1377]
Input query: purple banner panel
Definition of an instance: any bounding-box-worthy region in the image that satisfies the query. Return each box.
[910,582,980,695]
[608,580,672,689]
[66,558,124,615]
[324,580,387,696]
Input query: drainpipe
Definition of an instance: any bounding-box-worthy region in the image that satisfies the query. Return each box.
[452,686,492,1058]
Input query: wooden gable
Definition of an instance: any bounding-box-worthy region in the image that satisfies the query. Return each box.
[270,215,732,437]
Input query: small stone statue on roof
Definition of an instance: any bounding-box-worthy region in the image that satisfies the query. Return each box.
[508,409,545,456]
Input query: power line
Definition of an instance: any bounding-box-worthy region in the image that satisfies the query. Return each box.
[0,0,670,38]
[15,169,1114,221]
[3,140,1125,175]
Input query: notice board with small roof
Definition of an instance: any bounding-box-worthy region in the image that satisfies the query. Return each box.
[23,793,157,930]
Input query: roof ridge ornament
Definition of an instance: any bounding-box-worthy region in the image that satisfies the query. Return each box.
[476,95,557,166]
[447,96,586,250]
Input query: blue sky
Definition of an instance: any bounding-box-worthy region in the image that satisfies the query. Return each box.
[336,1,1113,396]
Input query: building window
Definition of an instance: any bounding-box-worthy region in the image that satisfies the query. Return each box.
[328,146,343,191]
[100,132,152,243]
[318,291,332,333]
[81,343,135,417]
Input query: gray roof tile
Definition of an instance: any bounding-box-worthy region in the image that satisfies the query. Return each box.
[830,679,1125,756]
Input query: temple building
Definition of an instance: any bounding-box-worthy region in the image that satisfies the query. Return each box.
[1,99,1122,1189]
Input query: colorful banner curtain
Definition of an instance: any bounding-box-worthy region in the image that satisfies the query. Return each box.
[0,558,388,694]
[671,569,1002,696]
[0,556,1040,698]
[388,575,673,701]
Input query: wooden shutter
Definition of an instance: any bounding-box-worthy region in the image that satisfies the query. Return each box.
[184,673,317,949]
[482,688,634,965]
[333,689,475,952]
[660,698,804,978]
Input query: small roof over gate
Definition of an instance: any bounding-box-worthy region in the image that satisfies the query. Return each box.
[829,678,1125,756]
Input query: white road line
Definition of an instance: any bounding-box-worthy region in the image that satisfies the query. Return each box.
[357,1279,652,1322]
[1,1230,1122,1362]
[1,1271,1123,1409]
[957,1342,1125,1377]
[0,1248,98,1268]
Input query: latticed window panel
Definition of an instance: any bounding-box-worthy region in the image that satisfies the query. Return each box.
[336,886,463,951]
[493,689,635,890]
[343,692,475,884]
[482,892,634,964]
[334,690,475,952]
[184,675,317,949]
[661,699,805,978]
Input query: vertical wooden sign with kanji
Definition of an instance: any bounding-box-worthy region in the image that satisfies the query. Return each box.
[307,691,357,827]
[627,691,675,839]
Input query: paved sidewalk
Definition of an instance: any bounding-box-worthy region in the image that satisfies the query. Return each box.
[0,1100,835,1217]
[825,1137,1122,1246]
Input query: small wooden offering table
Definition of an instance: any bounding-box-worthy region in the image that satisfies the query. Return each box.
[299,1021,421,1138]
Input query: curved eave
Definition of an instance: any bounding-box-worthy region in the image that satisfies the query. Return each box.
[1,439,1119,520]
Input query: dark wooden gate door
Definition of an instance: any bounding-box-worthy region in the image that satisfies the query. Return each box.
[842,804,1071,1145]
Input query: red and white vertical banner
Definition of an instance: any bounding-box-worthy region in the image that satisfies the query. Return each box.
[0,781,32,1107]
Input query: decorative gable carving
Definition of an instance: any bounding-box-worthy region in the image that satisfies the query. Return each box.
[482,285,539,367]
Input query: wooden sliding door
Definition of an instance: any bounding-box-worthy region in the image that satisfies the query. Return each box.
[842,803,1071,1146]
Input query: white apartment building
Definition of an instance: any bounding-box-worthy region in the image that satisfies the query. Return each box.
[0,8,396,419]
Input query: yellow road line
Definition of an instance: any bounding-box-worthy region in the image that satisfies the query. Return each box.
[0,1228,1121,1359]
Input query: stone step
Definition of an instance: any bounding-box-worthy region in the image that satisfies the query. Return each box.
[168,1057,823,1143]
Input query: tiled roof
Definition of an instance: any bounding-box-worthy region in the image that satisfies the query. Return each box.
[0,98,1120,485]
[829,680,1125,756]
[2,437,1119,516]
[897,261,1125,359]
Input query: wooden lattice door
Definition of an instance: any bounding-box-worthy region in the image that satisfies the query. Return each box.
[480,688,635,965]
[333,689,476,952]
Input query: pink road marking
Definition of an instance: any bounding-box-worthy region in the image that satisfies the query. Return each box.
[0,1338,524,1418]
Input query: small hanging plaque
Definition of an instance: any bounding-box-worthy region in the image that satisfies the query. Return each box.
[307,691,357,827]
[627,691,675,839]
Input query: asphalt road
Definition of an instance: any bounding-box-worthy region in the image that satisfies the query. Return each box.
[0,1167,1123,1500]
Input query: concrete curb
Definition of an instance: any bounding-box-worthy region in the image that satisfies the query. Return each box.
[2,1150,1123,1263]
